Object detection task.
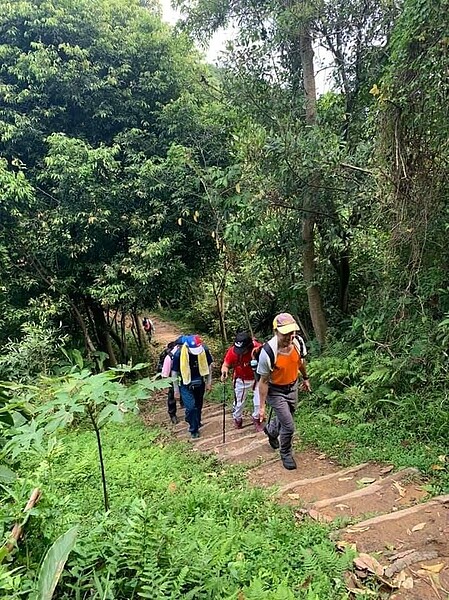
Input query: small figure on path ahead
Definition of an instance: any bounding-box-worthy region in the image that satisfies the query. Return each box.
[257,313,311,470]
[142,317,154,342]
[220,331,263,432]
[172,335,213,439]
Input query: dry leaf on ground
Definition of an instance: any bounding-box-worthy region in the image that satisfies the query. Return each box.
[411,522,426,532]
[380,465,394,475]
[346,526,371,534]
[420,563,445,574]
[308,509,332,522]
[392,481,406,497]
[288,493,300,500]
[354,553,385,577]
[338,476,354,481]
[358,477,376,485]
[335,503,350,510]
[337,540,357,552]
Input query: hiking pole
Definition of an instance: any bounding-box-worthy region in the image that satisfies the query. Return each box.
[222,381,226,444]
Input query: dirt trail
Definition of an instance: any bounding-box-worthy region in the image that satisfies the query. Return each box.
[142,317,449,599]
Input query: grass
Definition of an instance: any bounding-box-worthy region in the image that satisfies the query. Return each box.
[14,413,355,600]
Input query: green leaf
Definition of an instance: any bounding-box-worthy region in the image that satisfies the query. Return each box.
[35,525,78,600]
[0,465,17,483]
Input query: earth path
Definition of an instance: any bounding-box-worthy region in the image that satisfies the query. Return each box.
[142,315,449,599]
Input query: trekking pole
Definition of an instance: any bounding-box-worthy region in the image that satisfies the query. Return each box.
[222,381,226,444]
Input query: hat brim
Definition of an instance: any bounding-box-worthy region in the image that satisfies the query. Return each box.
[188,345,204,355]
[277,323,298,335]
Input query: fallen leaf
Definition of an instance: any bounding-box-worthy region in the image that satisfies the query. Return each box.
[420,563,445,574]
[358,477,376,485]
[338,476,354,481]
[346,526,371,534]
[380,465,395,475]
[317,453,327,460]
[288,493,300,500]
[167,482,177,493]
[392,481,406,497]
[411,522,426,532]
[401,577,414,589]
[335,503,350,510]
[308,509,332,523]
[336,540,357,552]
[431,464,445,470]
[354,553,385,577]
[437,455,446,462]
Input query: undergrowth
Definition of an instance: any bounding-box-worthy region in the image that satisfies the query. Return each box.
[8,417,354,599]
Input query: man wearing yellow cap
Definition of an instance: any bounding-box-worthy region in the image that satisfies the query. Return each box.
[257,313,311,470]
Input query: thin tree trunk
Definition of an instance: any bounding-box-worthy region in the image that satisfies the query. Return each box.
[120,311,128,362]
[298,22,328,345]
[87,407,109,512]
[133,311,147,348]
[70,300,96,354]
[87,298,118,368]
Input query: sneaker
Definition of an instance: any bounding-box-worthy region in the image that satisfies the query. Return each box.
[191,432,200,439]
[263,426,279,450]
[233,418,243,429]
[170,415,179,425]
[252,417,264,433]
[281,455,297,470]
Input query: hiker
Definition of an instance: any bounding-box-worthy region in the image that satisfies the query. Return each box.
[257,313,311,470]
[171,335,213,439]
[159,340,184,425]
[220,331,263,432]
[142,317,154,341]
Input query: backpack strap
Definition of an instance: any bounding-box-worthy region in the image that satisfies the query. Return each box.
[263,342,276,371]
[293,336,307,358]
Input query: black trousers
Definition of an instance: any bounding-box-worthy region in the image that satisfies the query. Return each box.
[167,384,184,417]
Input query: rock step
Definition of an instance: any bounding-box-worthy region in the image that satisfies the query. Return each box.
[311,467,426,521]
[248,449,341,488]
[340,495,449,600]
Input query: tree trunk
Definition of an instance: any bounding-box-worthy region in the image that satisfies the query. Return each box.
[298,22,328,345]
[87,298,118,368]
[70,300,97,354]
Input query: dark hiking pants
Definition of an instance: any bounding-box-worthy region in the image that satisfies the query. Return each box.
[167,384,184,418]
[179,381,205,434]
[265,382,298,458]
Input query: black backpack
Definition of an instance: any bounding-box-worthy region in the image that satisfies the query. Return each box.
[156,342,176,373]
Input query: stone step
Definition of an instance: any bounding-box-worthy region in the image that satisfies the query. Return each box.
[224,445,276,465]
[175,412,261,441]
[247,450,341,489]
[340,495,449,600]
[310,468,426,521]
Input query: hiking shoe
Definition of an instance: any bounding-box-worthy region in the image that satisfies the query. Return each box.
[191,432,200,439]
[170,415,179,425]
[252,416,264,433]
[263,426,279,450]
[281,455,297,470]
[234,418,243,429]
